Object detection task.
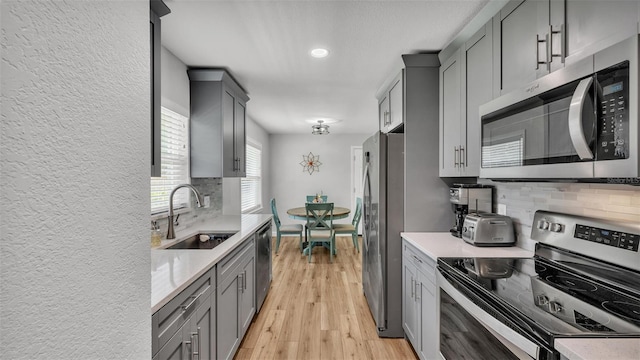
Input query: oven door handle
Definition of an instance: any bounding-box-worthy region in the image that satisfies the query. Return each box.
[568,76,594,160]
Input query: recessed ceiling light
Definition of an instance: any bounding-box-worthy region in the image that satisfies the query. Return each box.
[310,48,329,58]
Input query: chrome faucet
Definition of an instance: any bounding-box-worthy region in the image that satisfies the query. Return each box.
[166,184,204,239]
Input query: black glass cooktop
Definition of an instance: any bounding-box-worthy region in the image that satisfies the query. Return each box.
[438,244,640,346]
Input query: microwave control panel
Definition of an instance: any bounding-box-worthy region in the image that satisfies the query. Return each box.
[597,61,629,160]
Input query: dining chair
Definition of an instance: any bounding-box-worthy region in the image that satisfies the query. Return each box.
[270,198,304,253]
[305,202,336,263]
[306,195,328,203]
[332,197,362,252]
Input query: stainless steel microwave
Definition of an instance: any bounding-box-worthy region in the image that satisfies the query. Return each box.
[479,35,639,182]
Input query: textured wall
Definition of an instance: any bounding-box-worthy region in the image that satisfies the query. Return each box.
[482,181,640,251]
[1,1,150,358]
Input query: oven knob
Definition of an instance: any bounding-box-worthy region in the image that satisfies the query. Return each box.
[535,294,549,306]
[537,220,550,230]
[549,301,563,314]
[550,223,564,233]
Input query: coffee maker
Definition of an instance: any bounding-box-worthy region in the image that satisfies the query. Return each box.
[449,184,493,237]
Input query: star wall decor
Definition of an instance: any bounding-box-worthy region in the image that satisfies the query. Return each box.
[300,152,322,175]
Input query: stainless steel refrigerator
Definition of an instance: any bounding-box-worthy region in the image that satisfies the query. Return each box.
[362,131,404,338]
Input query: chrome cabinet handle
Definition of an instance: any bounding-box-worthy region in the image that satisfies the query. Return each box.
[568,76,595,160]
[535,33,550,70]
[411,278,415,299]
[415,281,420,301]
[181,294,200,313]
[460,146,465,166]
[454,146,459,167]
[238,273,244,293]
[549,24,564,63]
[412,255,423,264]
[383,110,390,126]
[243,270,247,290]
[190,327,200,360]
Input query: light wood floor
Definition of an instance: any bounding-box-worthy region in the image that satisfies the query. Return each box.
[235,235,417,360]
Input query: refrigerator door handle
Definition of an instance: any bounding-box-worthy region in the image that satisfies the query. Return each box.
[362,163,371,251]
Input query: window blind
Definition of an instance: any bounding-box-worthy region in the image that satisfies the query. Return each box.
[482,138,524,168]
[241,142,262,213]
[151,107,190,214]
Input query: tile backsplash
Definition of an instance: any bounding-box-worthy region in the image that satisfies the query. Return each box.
[481,180,640,251]
[153,178,223,235]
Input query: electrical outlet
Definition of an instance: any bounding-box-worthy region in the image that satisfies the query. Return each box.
[497,204,507,215]
[204,195,211,208]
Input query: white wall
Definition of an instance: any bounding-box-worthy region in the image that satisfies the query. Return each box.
[269,134,369,223]
[1,2,150,358]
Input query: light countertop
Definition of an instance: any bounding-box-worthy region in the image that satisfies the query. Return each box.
[555,338,640,360]
[151,214,272,313]
[400,232,533,259]
[401,232,640,360]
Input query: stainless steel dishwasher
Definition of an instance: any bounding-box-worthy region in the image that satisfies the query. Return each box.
[255,222,272,313]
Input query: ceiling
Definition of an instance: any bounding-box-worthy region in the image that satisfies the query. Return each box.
[161,0,489,135]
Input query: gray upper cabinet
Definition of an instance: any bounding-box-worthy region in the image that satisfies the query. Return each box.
[494,0,639,96]
[439,50,462,177]
[493,0,549,95]
[378,71,404,133]
[149,0,170,177]
[439,22,492,177]
[188,69,249,178]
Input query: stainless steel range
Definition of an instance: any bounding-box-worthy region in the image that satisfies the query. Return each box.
[437,210,640,360]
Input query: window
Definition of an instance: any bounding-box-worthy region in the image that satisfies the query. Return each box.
[241,140,262,213]
[151,107,190,214]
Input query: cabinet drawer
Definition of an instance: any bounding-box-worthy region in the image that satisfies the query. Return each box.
[403,240,436,283]
[152,267,215,356]
[217,237,255,283]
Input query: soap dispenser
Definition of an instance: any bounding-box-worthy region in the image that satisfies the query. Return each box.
[151,220,162,247]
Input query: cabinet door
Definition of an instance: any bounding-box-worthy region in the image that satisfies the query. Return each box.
[439,50,462,177]
[222,89,237,178]
[494,0,549,95]
[563,0,638,63]
[155,318,192,360]
[418,270,437,360]
[402,260,419,349]
[194,295,215,360]
[239,254,255,337]
[234,100,247,177]
[387,72,404,132]
[217,274,241,360]
[379,94,389,132]
[462,23,493,177]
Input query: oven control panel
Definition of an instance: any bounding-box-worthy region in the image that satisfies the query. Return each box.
[574,224,639,252]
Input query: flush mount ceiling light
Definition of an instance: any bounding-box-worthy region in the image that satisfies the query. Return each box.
[310,48,329,58]
[311,120,330,135]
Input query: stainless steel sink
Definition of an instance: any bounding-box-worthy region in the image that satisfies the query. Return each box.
[166,232,237,250]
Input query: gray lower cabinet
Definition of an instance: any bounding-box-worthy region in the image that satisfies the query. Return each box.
[217,237,256,360]
[402,239,438,360]
[152,268,215,360]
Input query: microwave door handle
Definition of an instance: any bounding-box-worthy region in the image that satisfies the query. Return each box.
[568,76,595,160]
